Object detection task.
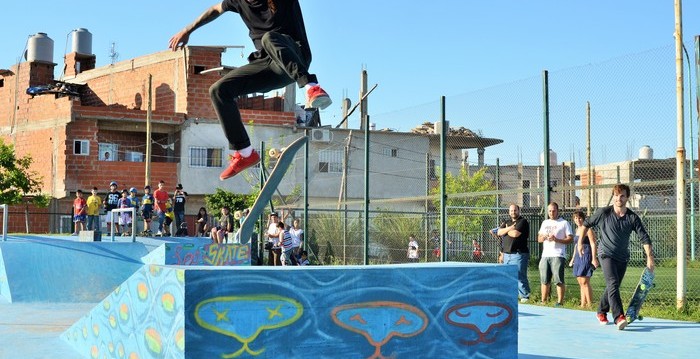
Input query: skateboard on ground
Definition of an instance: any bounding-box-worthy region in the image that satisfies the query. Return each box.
[236,136,307,243]
[625,267,655,324]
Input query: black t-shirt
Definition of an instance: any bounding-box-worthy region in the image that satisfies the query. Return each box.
[222,0,311,62]
[173,192,187,212]
[500,216,530,254]
[105,191,120,211]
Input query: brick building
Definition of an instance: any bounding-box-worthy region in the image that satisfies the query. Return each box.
[0,36,293,233]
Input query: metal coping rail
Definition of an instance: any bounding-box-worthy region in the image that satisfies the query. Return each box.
[109,208,137,242]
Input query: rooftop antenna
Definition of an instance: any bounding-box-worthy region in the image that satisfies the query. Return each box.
[109,42,119,65]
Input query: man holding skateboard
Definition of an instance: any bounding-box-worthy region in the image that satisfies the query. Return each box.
[580,184,655,330]
[169,0,332,181]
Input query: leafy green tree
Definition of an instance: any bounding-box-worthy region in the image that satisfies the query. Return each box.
[204,188,255,221]
[430,166,496,236]
[0,139,50,233]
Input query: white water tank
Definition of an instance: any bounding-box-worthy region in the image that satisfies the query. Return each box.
[71,28,93,55]
[639,145,653,160]
[26,32,54,63]
[540,149,558,166]
[434,121,450,135]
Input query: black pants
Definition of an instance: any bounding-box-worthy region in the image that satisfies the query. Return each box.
[598,255,628,319]
[210,31,317,150]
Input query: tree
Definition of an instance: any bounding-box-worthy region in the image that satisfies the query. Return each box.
[430,166,496,240]
[0,139,50,233]
[204,188,256,221]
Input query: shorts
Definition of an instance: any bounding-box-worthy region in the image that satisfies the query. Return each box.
[142,209,153,221]
[74,214,86,223]
[165,217,173,226]
[539,256,565,285]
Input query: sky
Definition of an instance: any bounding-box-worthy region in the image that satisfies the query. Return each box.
[2,1,700,166]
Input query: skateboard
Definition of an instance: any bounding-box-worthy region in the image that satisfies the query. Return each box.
[236,136,307,243]
[625,267,655,324]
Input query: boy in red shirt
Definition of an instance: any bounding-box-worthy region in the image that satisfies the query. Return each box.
[153,180,170,236]
[73,190,87,235]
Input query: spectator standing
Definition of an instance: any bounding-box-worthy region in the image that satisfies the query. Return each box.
[267,212,282,266]
[290,218,304,262]
[153,180,169,236]
[141,185,155,235]
[569,210,599,308]
[72,190,87,235]
[117,189,132,236]
[537,202,573,307]
[173,184,188,235]
[85,187,101,231]
[407,235,419,263]
[278,221,294,266]
[498,204,531,302]
[103,181,121,234]
[128,188,140,235]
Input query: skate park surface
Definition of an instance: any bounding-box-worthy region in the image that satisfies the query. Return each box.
[0,234,697,359]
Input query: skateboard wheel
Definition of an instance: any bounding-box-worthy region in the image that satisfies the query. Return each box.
[638,315,643,320]
[640,284,647,290]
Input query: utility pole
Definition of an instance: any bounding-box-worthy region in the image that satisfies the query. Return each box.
[145,74,152,187]
[674,0,687,311]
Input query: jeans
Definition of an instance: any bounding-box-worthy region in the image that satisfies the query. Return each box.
[157,211,165,232]
[175,211,185,232]
[87,215,99,231]
[210,31,316,150]
[504,252,531,299]
[598,255,628,319]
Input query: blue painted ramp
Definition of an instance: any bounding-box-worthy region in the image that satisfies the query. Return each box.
[0,238,148,303]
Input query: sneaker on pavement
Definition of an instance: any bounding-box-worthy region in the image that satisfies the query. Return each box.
[306,85,332,110]
[219,150,261,181]
[597,312,609,325]
[554,302,563,308]
[615,315,628,330]
[520,298,529,303]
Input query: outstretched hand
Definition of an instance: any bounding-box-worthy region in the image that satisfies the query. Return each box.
[169,30,190,50]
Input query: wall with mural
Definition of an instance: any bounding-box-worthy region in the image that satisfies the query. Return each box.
[142,241,251,266]
[63,262,517,358]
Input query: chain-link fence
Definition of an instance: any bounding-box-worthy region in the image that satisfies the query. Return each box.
[288,44,699,318]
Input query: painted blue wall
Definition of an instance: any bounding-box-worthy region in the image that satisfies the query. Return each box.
[185,263,517,358]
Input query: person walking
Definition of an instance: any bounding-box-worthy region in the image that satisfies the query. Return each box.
[169,0,332,181]
[498,204,531,303]
[580,184,655,330]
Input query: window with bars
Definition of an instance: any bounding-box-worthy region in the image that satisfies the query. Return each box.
[189,147,223,168]
[319,149,343,173]
[383,147,398,157]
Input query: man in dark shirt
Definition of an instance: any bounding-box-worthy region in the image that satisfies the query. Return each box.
[581,184,654,330]
[169,0,332,181]
[497,204,531,302]
[173,184,188,236]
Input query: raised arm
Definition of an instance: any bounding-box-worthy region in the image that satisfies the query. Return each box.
[169,3,225,50]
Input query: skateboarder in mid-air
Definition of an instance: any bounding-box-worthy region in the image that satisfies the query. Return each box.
[169,0,332,181]
[579,184,655,330]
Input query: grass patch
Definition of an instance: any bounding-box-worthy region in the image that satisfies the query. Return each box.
[526,265,700,322]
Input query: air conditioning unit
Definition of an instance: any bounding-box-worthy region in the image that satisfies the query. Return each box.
[311,129,332,142]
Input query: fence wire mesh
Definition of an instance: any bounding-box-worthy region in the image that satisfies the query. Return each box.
[294,44,699,317]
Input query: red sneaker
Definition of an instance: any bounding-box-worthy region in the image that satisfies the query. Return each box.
[596,312,609,325]
[614,314,628,330]
[219,150,260,181]
[306,85,332,109]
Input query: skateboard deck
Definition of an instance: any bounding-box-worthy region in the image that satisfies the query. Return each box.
[625,267,655,324]
[236,136,307,243]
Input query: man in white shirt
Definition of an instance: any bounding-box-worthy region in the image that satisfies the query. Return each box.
[537,202,573,306]
[407,235,419,263]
